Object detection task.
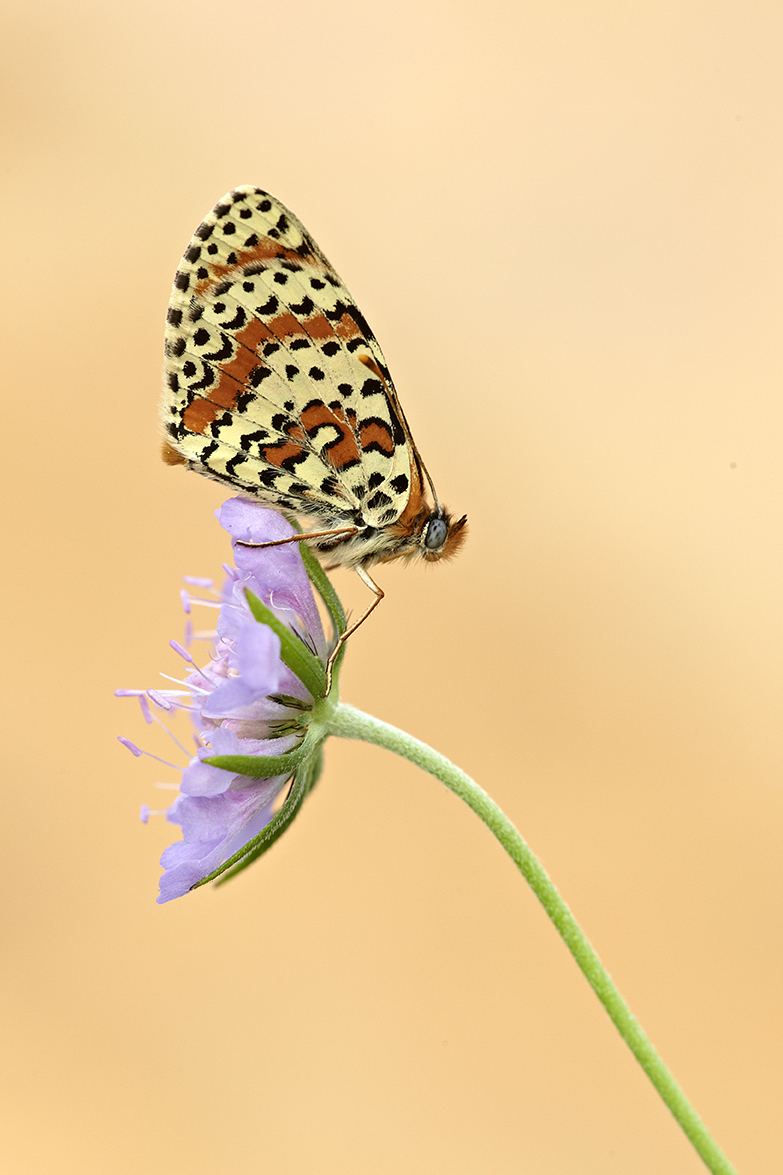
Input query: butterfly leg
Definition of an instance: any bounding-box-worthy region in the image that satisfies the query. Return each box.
[232,526,379,695]
[234,525,359,552]
[324,565,384,694]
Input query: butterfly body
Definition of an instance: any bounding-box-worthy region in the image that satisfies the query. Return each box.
[161,186,466,571]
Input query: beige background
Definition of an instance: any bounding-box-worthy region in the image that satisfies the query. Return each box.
[2,1,781,1171]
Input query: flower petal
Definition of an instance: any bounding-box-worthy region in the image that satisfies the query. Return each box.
[157,781,286,903]
[180,726,299,797]
[201,621,283,719]
[217,498,327,659]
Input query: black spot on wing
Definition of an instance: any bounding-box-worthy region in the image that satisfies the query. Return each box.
[290,295,315,316]
[226,452,247,476]
[280,452,309,473]
[200,334,234,363]
[240,428,270,451]
[209,411,234,437]
[184,363,216,392]
[235,389,256,413]
[366,490,393,511]
[248,365,271,387]
[221,306,247,331]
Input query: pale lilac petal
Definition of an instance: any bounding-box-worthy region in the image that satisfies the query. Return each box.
[201,622,283,718]
[222,794,280,859]
[180,726,299,797]
[217,497,326,658]
[157,783,285,904]
[217,499,296,547]
[157,840,224,903]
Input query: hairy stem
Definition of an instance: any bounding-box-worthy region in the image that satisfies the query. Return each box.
[326,702,738,1175]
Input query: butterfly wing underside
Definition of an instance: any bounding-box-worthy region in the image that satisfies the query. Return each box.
[161,187,416,531]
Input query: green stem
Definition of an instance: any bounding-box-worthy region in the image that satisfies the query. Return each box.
[326,702,738,1175]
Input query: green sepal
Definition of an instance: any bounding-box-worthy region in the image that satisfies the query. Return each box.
[190,747,324,891]
[204,728,318,779]
[298,543,347,637]
[245,588,327,698]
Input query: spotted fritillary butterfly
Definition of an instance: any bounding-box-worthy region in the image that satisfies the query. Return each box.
[160,187,466,670]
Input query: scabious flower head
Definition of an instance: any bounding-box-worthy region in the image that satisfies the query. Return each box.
[118,498,341,903]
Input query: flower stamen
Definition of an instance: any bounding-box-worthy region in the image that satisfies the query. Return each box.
[118,737,182,770]
[158,672,211,695]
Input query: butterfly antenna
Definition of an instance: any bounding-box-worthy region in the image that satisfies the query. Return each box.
[358,354,444,516]
[417,454,444,516]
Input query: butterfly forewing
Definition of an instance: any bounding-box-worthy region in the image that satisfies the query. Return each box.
[162,187,412,528]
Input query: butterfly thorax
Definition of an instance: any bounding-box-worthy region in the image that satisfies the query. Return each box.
[311,504,468,569]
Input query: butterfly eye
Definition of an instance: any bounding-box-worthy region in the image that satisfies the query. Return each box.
[423,517,449,550]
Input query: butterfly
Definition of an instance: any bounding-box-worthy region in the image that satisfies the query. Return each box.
[161,186,467,682]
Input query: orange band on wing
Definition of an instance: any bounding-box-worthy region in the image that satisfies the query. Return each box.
[195,241,319,297]
[182,397,223,434]
[334,312,363,342]
[359,420,394,455]
[300,401,361,470]
[261,441,306,467]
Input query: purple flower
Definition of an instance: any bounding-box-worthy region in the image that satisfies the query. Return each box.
[118,498,335,903]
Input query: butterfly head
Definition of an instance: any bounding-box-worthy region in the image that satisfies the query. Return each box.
[419,509,468,563]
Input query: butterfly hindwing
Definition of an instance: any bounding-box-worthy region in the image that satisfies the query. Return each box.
[162,187,412,528]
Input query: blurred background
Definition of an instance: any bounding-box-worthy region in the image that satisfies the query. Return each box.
[1,1,781,1171]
